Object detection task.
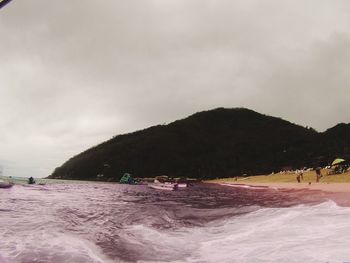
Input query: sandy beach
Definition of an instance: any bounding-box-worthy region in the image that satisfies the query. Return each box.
[209,169,350,193]
[217,182,350,193]
[211,180,350,207]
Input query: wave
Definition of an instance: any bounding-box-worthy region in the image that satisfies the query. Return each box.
[126,201,350,263]
[0,230,114,263]
[219,183,271,190]
[1,183,349,262]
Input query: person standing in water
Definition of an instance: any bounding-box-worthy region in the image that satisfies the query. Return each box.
[28,176,35,184]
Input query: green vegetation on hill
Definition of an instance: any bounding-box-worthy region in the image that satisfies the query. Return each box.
[48,108,350,181]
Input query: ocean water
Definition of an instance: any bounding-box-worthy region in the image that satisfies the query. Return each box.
[0,183,349,263]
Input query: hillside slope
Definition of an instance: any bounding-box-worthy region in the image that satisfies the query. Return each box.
[48,108,350,181]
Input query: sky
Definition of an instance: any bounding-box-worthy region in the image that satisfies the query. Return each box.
[1,0,350,177]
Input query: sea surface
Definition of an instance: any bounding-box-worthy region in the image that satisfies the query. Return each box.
[1,182,350,263]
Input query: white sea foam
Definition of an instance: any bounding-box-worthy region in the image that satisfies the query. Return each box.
[2,184,350,263]
[0,230,114,263]
[132,201,350,263]
[0,186,115,263]
[219,183,271,190]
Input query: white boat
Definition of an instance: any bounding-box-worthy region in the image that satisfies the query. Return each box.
[148,183,178,191]
[177,183,188,188]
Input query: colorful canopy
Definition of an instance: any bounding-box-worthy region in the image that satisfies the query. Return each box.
[331,158,346,166]
[119,173,135,184]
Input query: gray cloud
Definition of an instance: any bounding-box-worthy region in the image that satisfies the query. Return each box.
[1,0,350,177]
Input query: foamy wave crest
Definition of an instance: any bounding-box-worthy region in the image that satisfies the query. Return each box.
[219,183,271,190]
[1,183,347,262]
[130,201,350,263]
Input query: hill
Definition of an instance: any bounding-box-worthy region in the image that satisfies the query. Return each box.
[48,108,350,181]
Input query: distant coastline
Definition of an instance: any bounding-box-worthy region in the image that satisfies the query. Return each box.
[48,108,350,182]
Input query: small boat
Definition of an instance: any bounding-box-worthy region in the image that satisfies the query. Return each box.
[148,183,178,191]
[174,177,190,188]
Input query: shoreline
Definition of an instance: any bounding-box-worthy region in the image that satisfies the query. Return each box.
[209,181,350,207]
[211,181,350,193]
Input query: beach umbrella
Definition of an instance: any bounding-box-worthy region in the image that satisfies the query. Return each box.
[331,158,346,166]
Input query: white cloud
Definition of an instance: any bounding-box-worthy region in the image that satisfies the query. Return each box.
[0,0,350,177]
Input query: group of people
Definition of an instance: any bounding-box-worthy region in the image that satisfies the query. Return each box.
[295,167,322,183]
[334,165,348,174]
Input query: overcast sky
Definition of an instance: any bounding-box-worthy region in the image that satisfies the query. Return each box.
[1,0,350,177]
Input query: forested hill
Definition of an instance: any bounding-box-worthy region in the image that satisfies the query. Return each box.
[48,108,350,181]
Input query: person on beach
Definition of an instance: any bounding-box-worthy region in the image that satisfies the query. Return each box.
[295,169,303,182]
[315,167,322,183]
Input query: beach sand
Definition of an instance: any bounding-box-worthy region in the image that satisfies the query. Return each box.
[210,169,350,193]
[217,182,350,193]
[211,181,350,207]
